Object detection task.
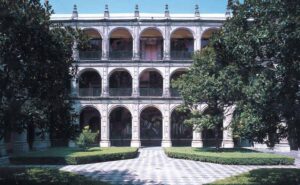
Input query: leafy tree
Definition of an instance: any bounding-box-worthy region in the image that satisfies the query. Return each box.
[0,0,78,145]
[174,0,300,149]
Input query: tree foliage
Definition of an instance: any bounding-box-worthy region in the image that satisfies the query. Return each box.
[174,0,300,149]
[0,0,77,143]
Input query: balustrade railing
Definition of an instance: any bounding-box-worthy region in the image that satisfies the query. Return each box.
[170,51,193,60]
[79,51,102,60]
[140,51,163,61]
[79,88,101,97]
[139,88,163,96]
[170,88,181,97]
[109,51,132,60]
[109,88,132,96]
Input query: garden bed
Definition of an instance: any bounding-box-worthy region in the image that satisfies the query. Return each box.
[164,147,294,165]
[206,168,300,185]
[0,167,109,185]
[10,147,138,165]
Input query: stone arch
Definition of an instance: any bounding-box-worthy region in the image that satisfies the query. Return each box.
[109,106,132,146]
[82,28,103,39]
[170,27,195,39]
[79,28,102,59]
[170,27,194,60]
[139,68,163,96]
[108,68,133,96]
[77,68,101,78]
[140,106,163,146]
[140,27,164,60]
[79,106,101,145]
[139,27,164,39]
[170,105,193,146]
[109,27,133,60]
[108,68,133,79]
[201,106,223,147]
[170,68,188,97]
[78,69,102,97]
[201,27,220,48]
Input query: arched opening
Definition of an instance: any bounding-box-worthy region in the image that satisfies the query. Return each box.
[139,69,163,96]
[171,29,194,60]
[201,107,223,147]
[140,28,163,61]
[171,108,193,146]
[80,107,101,145]
[109,28,133,60]
[170,70,187,97]
[109,70,132,96]
[140,107,162,146]
[109,107,132,146]
[79,29,102,60]
[78,70,101,96]
[201,28,219,48]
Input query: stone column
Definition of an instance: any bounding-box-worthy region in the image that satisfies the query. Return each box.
[132,66,139,97]
[33,129,50,150]
[102,67,109,97]
[163,25,171,60]
[12,131,29,153]
[131,104,141,147]
[222,105,235,148]
[102,26,109,60]
[162,104,172,147]
[100,104,110,147]
[71,77,77,97]
[194,26,201,51]
[132,24,140,60]
[0,138,7,157]
[163,66,170,97]
[192,127,203,147]
[72,40,79,61]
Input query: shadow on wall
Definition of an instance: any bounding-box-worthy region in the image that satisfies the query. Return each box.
[63,169,164,185]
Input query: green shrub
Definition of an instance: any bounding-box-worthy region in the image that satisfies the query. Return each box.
[76,126,99,149]
[164,147,294,165]
[10,147,138,165]
[0,167,109,185]
[207,168,300,185]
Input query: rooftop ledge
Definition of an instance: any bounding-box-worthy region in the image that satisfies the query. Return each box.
[50,13,227,21]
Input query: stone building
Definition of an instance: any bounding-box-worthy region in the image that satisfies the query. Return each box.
[51,4,237,148]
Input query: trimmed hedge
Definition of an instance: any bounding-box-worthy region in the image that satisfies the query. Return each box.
[10,147,138,165]
[0,167,109,185]
[164,147,294,165]
[206,168,300,185]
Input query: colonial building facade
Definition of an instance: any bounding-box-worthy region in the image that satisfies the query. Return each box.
[51,5,237,148]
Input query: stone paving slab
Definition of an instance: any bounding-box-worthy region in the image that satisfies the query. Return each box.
[60,147,300,185]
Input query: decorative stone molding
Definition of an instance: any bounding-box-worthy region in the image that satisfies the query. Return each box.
[222,105,236,148]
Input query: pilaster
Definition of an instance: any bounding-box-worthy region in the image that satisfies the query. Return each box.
[12,131,29,153]
[222,105,235,148]
[163,66,170,97]
[192,127,203,147]
[132,23,140,60]
[162,104,172,147]
[163,23,171,60]
[132,66,140,97]
[131,104,141,147]
[102,25,109,60]
[100,104,111,147]
[102,66,109,97]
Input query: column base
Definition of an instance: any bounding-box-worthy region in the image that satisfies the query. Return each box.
[68,140,76,148]
[274,143,290,152]
[161,140,172,147]
[130,140,141,147]
[222,140,234,148]
[0,144,7,157]
[33,139,51,150]
[100,140,111,147]
[13,141,29,153]
[192,140,203,148]
[253,142,268,149]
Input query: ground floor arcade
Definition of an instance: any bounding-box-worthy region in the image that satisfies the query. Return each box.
[75,101,236,148]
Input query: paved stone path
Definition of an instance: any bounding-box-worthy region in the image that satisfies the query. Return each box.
[60,147,300,185]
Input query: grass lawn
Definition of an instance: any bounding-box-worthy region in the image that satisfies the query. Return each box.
[164,147,294,165]
[10,147,138,165]
[206,168,300,185]
[0,167,109,185]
